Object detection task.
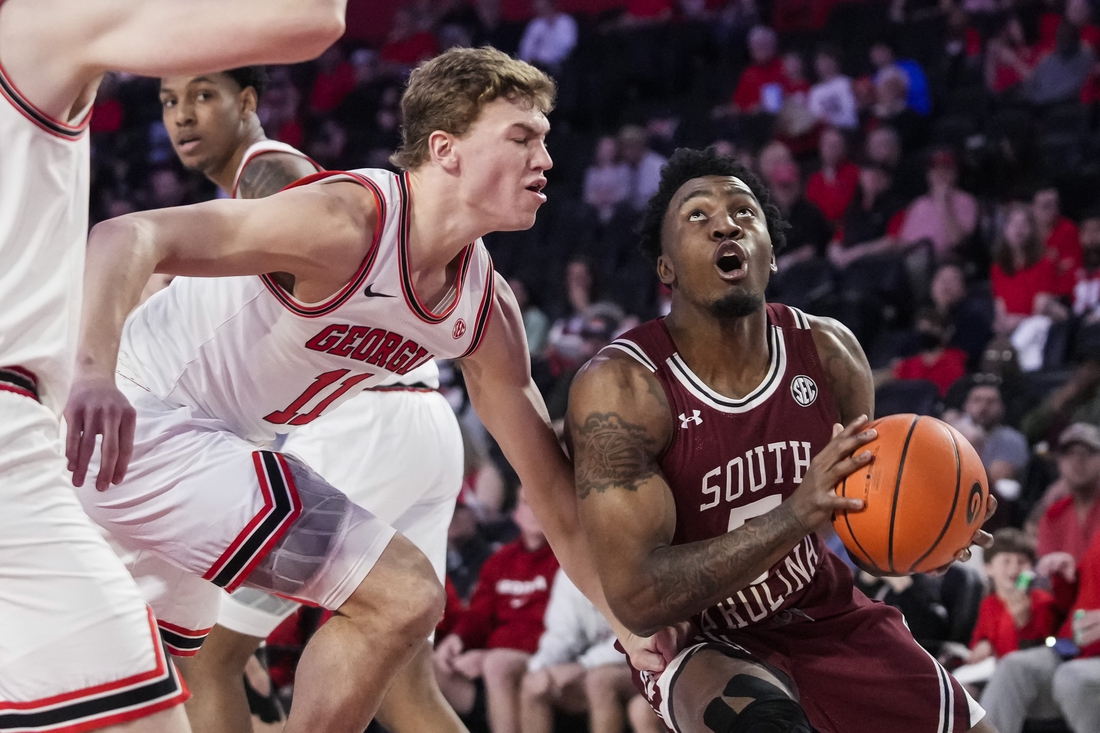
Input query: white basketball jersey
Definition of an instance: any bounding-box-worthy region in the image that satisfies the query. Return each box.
[230,142,440,391]
[118,169,494,444]
[0,65,91,413]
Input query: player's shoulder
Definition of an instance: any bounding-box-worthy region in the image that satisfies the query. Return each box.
[798,310,864,365]
[570,342,671,432]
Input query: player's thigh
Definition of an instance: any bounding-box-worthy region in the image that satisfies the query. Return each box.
[0,395,186,730]
[282,389,464,528]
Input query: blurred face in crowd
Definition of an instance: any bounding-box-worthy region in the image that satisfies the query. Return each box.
[931,264,965,310]
[768,162,801,209]
[986,551,1033,597]
[859,165,891,200]
[1081,218,1100,269]
[1057,443,1100,493]
[749,28,777,65]
[1069,0,1092,26]
[1003,207,1035,253]
[658,175,775,320]
[160,73,256,175]
[814,52,840,81]
[927,159,958,191]
[875,70,908,108]
[618,127,648,166]
[1032,188,1060,231]
[566,260,593,298]
[782,52,805,82]
[150,168,186,208]
[866,128,900,166]
[819,128,846,167]
[595,136,618,167]
[870,42,894,69]
[964,385,1005,430]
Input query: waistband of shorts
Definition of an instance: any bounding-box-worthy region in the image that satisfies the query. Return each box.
[365,382,437,393]
[0,366,39,402]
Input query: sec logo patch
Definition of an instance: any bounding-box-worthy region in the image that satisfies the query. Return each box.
[790,375,817,407]
[452,319,467,339]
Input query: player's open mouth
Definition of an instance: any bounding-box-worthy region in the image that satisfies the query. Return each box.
[525,179,547,201]
[715,242,747,280]
[176,136,201,154]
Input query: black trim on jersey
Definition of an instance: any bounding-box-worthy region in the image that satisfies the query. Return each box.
[159,627,206,656]
[208,452,298,589]
[934,655,952,733]
[457,261,497,359]
[604,340,658,373]
[395,171,476,324]
[911,429,964,574]
[0,646,182,732]
[0,366,39,400]
[667,324,781,409]
[260,171,385,318]
[0,65,87,139]
[887,415,921,574]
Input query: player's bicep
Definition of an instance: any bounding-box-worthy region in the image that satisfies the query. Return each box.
[77,0,344,78]
[810,315,874,423]
[237,154,321,200]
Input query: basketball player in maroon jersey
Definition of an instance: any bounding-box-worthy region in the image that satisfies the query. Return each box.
[568,147,998,733]
[155,66,471,733]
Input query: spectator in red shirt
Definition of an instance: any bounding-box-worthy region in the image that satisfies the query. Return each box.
[434,489,560,733]
[827,161,906,269]
[969,529,1059,664]
[806,126,860,225]
[984,13,1037,95]
[307,45,355,115]
[715,25,785,116]
[1037,423,1100,562]
[991,203,1068,337]
[981,523,1100,732]
[380,4,440,74]
[1033,184,1082,293]
[889,308,969,396]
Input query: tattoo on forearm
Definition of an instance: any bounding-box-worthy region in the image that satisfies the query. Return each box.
[572,412,660,499]
[237,155,311,200]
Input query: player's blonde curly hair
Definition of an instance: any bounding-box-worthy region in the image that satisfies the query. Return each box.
[390,47,556,170]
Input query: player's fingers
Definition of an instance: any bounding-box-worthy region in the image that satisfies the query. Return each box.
[970,528,994,550]
[984,494,999,522]
[831,422,844,438]
[953,546,973,564]
[112,406,136,485]
[73,415,101,488]
[64,405,83,471]
[828,450,874,483]
[628,647,667,674]
[97,412,119,492]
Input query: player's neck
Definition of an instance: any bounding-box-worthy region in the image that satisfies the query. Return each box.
[208,126,267,194]
[405,168,490,272]
[664,302,772,399]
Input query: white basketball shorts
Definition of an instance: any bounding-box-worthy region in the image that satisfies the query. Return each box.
[0,391,186,732]
[77,377,397,654]
[219,387,463,639]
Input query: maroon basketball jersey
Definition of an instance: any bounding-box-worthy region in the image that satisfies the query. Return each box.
[605,304,842,633]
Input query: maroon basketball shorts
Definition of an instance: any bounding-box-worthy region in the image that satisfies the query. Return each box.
[629,551,984,733]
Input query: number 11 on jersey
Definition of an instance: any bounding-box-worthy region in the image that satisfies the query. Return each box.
[264,369,374,426]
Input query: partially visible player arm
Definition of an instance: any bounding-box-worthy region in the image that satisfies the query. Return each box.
[806,314,997,566]
[237,153,322,200]
[65,182,374,489]
[568,352,874,637]
[460,277,677,671]
[0,0,345,120]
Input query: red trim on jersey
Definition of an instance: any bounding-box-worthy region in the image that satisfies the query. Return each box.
[396,171,477,324]
[156,620,212,657]
[259,171,385,318]
[230,146,321,198]
[0,56,89,139]
[156,620,213,637]
[457,264,497,359]
[0,383,37,401]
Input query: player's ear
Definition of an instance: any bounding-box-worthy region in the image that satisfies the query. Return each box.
[657,254,675,285]
[240,87,258,118]
[428,131,459,173]
[770,248,778,273]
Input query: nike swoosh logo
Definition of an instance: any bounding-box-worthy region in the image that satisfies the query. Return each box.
[363,283,395,298]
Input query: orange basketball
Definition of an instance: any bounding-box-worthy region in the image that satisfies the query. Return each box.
[832,414,989,575]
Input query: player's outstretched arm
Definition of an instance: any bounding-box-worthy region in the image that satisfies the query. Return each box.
[65,182,375,490]
[568,352,874,637]
[0,0,345,120]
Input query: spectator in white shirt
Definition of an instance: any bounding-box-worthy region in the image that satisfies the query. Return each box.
[517,0,578,73]
[583,136,632,225]
[519,569,664,733]
[618,124,667,212]
[808,44,858,129]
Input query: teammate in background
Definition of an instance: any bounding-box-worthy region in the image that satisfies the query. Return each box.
[0,2,343,732]
[155,67,469,733]
[63,48,666,733]
[567,147,999,733]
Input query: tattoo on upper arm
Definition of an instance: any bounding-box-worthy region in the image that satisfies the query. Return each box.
[237,155,311,200]
[572,412,661,499]
[815,323,873,422]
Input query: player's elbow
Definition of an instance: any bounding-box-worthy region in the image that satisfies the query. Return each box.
[607,589,670,638]
[291,0,346,56]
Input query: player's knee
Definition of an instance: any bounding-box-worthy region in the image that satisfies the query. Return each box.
[343,543,444,642]
[702,675,815,733]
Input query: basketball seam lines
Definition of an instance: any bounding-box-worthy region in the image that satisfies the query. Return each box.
[839,472,874,569]
[887,415,920,574]
[911,430,963,573]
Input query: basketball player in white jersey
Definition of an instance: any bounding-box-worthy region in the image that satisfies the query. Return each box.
[64,47,669,733]
[155,66,469,733]
[0,3,344,732]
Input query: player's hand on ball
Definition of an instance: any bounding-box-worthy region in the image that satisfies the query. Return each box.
[64,376,136,491]
[926,494,997,575]
[787,416,876,532]
[619,621,694,673]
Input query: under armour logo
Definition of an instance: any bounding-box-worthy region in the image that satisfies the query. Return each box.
[452,319,467,339]
[679,410,702,428]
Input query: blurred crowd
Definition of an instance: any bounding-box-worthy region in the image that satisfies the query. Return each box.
[88,0,1100,730]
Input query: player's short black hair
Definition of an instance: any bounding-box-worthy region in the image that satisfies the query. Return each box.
[638,146,789,265]
[223,66,268,100]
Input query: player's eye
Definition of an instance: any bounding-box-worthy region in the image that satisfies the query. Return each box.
[688,210,706,221]
[513,138,530,146]
[161,98,175,108]
[737,207,756,217]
